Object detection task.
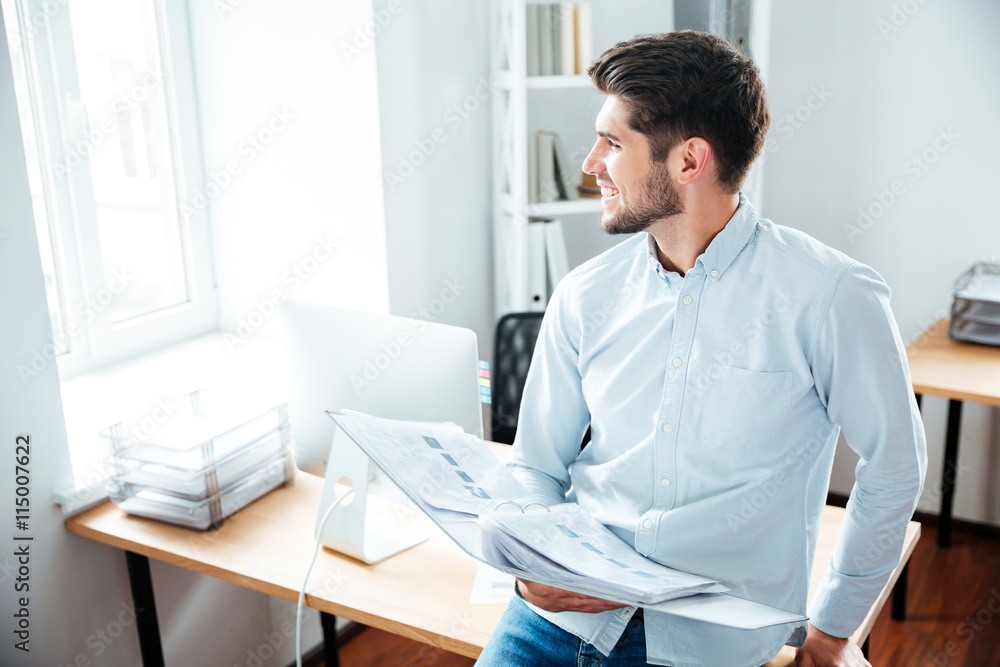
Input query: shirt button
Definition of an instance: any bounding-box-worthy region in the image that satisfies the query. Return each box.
[710,269,719,278]
[662,423,674,433]
[672,357,683,368]
[682,295,693,305]
[660,478,671,487]
[643,519,653,529]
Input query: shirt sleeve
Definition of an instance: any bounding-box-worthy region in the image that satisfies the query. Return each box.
[506,277,592,507]
[806,262,928,637]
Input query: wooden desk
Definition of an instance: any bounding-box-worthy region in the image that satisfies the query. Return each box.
[906,318,1000,547]
[67,477,919,666]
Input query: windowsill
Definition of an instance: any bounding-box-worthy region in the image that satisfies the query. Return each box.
[57,329,290,512]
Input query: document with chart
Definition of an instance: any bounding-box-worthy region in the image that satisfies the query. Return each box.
[326,409,807,629]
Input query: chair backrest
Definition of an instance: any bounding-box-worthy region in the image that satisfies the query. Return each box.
[491,312,545,444]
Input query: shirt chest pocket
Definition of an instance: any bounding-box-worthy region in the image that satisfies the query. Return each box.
[690,364,792,451]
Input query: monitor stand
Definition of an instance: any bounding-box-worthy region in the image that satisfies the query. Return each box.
[315,428,430,564]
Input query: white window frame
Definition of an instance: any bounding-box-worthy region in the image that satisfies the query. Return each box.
[8,0,216,378]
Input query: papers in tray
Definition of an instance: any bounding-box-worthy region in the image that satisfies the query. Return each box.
[326,409,806,629]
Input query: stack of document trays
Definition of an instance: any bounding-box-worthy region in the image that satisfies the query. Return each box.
[950,263,1000,346]
[102,397,294,530]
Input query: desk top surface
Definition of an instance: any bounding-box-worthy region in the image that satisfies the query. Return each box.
[66,446,919,664]
[907,319,1000,405]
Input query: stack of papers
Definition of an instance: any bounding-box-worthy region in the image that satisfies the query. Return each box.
[327,409,806,629]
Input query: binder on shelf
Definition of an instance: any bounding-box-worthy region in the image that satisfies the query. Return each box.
[558,3,576,76]
[538,5,555,76]
[528,132,539,204]
[544,219,571,290]
[574,2,593,74]
[526,5,541,77]
[527,220,548,311]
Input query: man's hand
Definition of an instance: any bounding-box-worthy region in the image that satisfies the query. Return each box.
[516,579,627,614]
[794,623,871,667]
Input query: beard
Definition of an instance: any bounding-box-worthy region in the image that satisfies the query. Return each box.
[600,160,684,235]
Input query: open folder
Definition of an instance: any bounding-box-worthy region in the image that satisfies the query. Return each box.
[325,409,807,630]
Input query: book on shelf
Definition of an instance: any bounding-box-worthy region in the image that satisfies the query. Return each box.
[548,131,580,200]
[558,2,576,76]
[529,130,581,204]
[526,5,541,76]
[535,131,559,204]
[324,409,808,629]
[538,4,555,75]
[574,2,593,74]
[525,2,592,78]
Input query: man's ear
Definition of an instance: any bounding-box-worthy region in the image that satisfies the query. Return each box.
[674,137,712,186]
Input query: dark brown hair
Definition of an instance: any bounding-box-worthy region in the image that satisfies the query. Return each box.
[588,31,770,193]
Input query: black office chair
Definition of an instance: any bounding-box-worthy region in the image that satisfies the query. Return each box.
[491,312,545,444]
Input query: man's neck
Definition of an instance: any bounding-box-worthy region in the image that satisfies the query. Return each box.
[648,192,740,276]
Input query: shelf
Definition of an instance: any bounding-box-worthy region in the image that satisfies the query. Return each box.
[494,71,594,90]
[527,198,602,216]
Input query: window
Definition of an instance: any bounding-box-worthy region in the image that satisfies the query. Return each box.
[2,0,215,376]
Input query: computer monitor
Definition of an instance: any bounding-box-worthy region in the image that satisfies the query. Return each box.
[282,300,485,478]
[280,300,485,563]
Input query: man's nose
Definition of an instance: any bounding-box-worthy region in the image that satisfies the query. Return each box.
[582,143,605,175]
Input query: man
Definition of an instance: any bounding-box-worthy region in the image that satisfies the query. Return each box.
[476,32,926,667]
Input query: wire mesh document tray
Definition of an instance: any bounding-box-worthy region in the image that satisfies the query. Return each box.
[100,393,294,529]
[950,263,1000,346]
[109,453,294,530]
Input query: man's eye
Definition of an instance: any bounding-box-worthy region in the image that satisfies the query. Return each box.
[606,139,619,150]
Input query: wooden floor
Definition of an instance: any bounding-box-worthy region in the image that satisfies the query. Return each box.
[336,524,1000,666]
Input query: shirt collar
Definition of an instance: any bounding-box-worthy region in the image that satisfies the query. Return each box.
[643,192,759,281]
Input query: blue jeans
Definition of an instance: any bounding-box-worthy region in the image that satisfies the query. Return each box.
[476,597,648,667]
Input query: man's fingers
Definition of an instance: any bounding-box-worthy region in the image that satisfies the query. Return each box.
[516,578,627,613]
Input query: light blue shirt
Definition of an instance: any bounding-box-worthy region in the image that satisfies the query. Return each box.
[508,194,927,667]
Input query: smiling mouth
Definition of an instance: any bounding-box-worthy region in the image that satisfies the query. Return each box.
[601,186,619,198]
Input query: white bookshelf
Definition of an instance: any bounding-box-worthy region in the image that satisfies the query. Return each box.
[489,0,674,316]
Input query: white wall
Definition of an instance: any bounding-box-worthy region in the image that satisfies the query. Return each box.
[0,12,143,665]
[372,0,495,357]
[762,0,1000,526]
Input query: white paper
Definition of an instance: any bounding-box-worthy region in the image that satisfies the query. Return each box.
[329,411,527,516]
[484,506,725,605]
[469,562,516,605]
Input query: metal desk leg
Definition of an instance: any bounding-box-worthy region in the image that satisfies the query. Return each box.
[891,562,909,621]
[125,551,165,667]
[939,399,963,548]
[321,612,340,667]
